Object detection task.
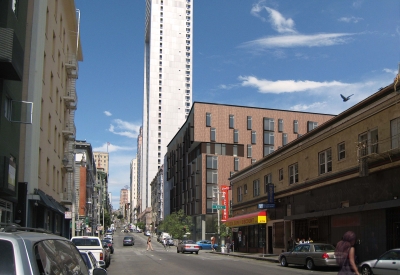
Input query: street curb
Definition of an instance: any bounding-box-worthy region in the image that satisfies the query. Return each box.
[208,252,279,263]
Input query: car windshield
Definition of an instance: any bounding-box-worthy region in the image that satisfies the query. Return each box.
[124,237,133,240]
[184,240,195,244]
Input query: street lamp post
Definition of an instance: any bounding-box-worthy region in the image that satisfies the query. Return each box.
[212,185,225,247]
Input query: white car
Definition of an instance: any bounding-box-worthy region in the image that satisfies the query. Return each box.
[80,251,107,274]
[104,234,113,242]
[144,231,151,236]
[359,248,400,275]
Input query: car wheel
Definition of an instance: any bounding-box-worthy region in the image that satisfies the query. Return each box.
[361,265,373,275]
[177,248,179,253]
[280,256,288,267]
[306,259,315,270]
[195,251,199,255]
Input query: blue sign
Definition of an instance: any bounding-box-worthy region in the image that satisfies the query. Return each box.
[258,203,276,209]
[267,183,274,203]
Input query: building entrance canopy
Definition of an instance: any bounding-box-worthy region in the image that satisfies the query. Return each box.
[224,211,267,227]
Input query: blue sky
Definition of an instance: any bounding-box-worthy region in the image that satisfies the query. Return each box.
[74,0,400,210]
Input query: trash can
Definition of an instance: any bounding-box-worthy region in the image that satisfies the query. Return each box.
[221,246,226,253]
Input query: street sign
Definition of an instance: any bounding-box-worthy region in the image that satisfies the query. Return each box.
[212,205,226,210]
[258,203,275,209]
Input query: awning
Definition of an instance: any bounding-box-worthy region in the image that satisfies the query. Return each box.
[224,211,267,227]
[37,189,65,214]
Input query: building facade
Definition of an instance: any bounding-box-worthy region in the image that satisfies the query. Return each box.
[150,165,164,231]
[229,81,400,261]
[130,157,138,224]
[94,152,109,175]
[165,102,335,241]
[141,0,193,216]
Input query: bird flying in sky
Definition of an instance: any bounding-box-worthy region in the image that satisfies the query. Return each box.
[340,94,354,102]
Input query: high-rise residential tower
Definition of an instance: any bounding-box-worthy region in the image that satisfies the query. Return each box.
[141,0,193,211]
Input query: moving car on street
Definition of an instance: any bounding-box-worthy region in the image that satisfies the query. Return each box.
[279,243,338,270]
[359,248,400,275]
[177,240,200,254]
[196,240,218,250]
[123,236,135,246]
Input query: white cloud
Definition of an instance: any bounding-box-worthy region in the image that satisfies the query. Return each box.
[290,101,327,111]
[93,142,135,153]
[238,76,350,93]
[108,119,140,139]
[338,16,363,23]
[251,2,296,34]
[383,68,398,75]
[240,33,353,49]
[104,111,112,116]
[218,84,239,90]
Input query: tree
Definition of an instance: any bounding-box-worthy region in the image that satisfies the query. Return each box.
[158,209,193,240]
[117,214,123,220]
[136,221,145,230]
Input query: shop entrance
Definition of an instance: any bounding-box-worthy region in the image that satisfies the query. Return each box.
[268,226,273,254]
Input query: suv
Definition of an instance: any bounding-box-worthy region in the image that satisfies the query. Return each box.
[0,224,107,275]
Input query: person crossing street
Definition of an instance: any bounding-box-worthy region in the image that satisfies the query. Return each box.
[163,238,169,251]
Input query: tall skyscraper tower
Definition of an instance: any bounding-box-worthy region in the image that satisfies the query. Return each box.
[141,0,193,210]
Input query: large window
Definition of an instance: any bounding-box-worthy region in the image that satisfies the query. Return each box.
[307,121,318,132]
[206,156,218,184]
[251,131,256,144]
[247,116,252,130]
[233,145,237,156]
[293,120,298,134]
[206,112,211,127]
[289,163,298,184]
[253,179,260,197]
[229,114,234,128]
[233,129,239,143]
[264,145,274,157]
[282,133,288,146]
[264,173,271,193]
[237,187,243,202]
[391,117,400,149]
[247,145,252,158]
[359,129,378,156]
[234,157,239,171]
[210,128,216,141]
[264,118,274,131]
[278,119,283,132]
[319,148,332,175]
[338,142,345,160]
[264,132,274,145]
[279,168,283,181]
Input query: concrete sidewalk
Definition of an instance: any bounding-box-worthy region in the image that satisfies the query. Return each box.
[207,251,279,263]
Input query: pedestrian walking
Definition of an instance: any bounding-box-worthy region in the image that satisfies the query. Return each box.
[163,238,169,251]
[211,236,216,252]
[335,231,360,275]
[225,235,232,253]
[146,236,154,251]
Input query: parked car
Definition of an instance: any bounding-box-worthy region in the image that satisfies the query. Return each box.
[102,239,114,254]
[104,234,113,242]
[71,236,110,268]
[101,243,112,268]
[0,223,107,275]
[279,243,338,270]
[136,229,143,233]
[123,236,135,246]
[177,240,200,254]
[166,238,174,246]
[196,240,218,250]
[144,230,151,236]
[359,248,400,275]
[80,250,107,274]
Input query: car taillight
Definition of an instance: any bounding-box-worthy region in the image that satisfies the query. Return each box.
[322,253,329,259]
[108,243,112,247]
[100,252,104,260]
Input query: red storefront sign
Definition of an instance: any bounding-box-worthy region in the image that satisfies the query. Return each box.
[221,185,229,222]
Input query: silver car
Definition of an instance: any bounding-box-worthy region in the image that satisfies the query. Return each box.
[359,248,400,275]
[279,243,338,270]
[176,240,200,254]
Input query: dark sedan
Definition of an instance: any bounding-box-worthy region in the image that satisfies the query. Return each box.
[102,239,114,254]
[279,243,338,270]
[123,236,135,246]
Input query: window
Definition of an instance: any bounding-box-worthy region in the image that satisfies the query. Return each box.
[229,115,234,128]
[206,143,211,154]
[279,168,283,181]
[278,119,283,132]
[391,117,400,149]
[251,131,256,144]
[206,156,218,184]
[264,132,274,145]
[307,121,318,132]
[264,173,272,193]
[251,159,256,164]
[210,128,216,141]
[293,120,298,134]
[237,187,243,202]
[282,133,288,146]
[338,142,345,160]
[205,113,211,126]
[264,146,274,157]
[289,163,298,184]
[233,129,239,143]
[253,179,260,197]
[319,148,332,175]
[247,116,252,130]
[233,145,237,156]
[244,184,248,194]
[359,129,378,156]
[264,118,274,131]
[247,145,252,158]
[234,157,239,171]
